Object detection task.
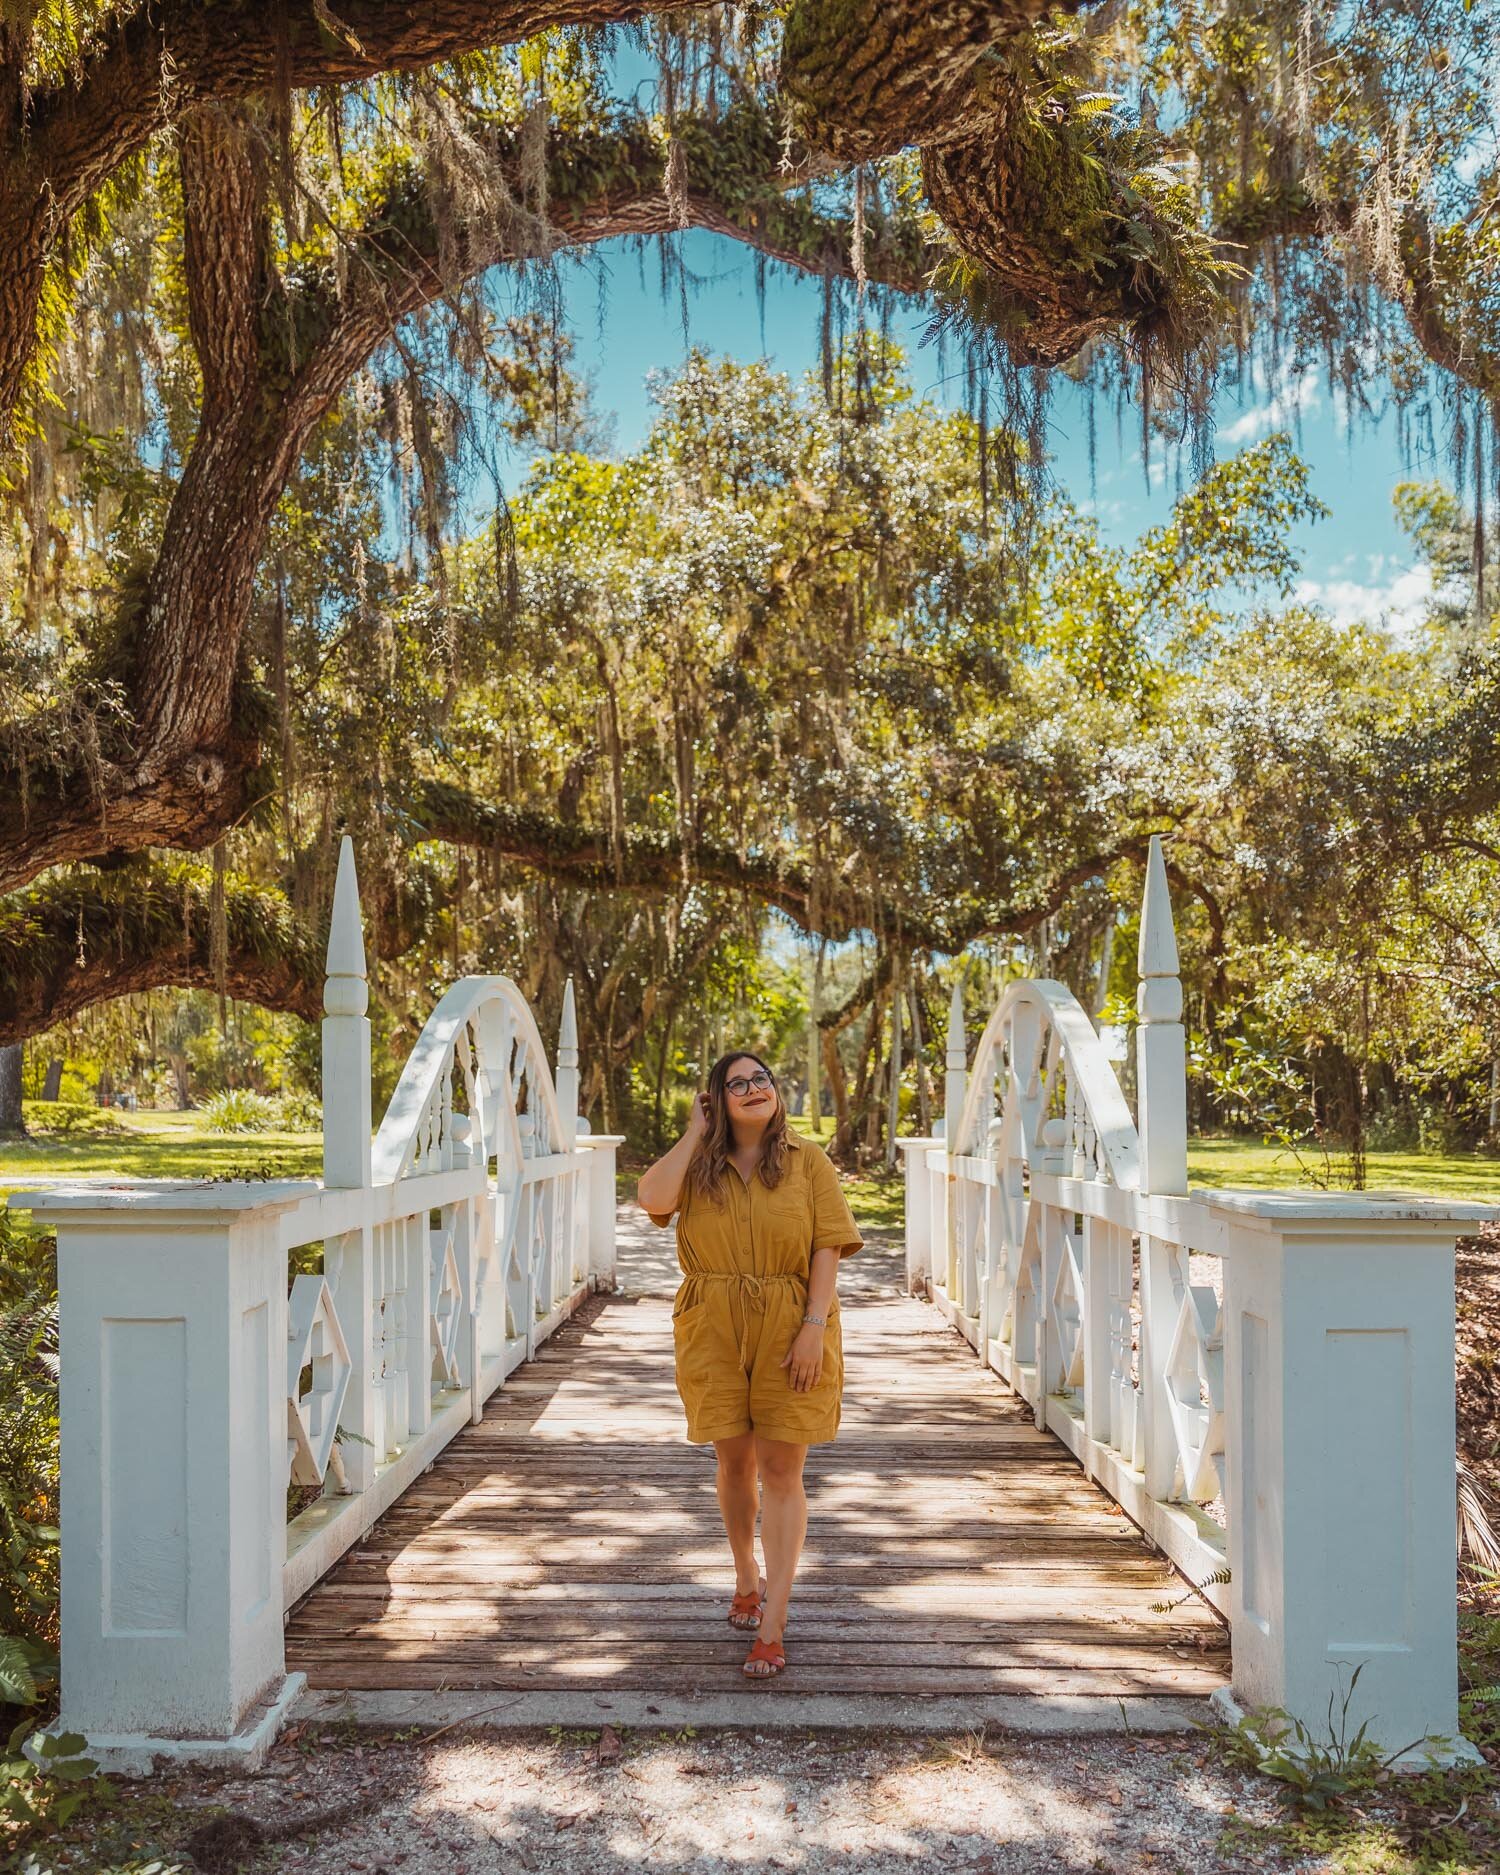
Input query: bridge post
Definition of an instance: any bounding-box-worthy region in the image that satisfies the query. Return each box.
[321,836,372,1190]
[895,1136,944,1292]
[31,1181,312,1771]
[1134,834,1191,1501]
[942,980,969,1298]
[1135,834,1187,1196]
[555,978,580,1143]
[943,979,968,1149]
[576,1132,625,1289]
[1210,1193,1486,1759]
[319,837,379,1494]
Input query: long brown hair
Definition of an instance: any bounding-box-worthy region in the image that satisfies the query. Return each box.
[686,1050,790,1203]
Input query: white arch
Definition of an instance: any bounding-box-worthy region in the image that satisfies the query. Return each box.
[371,975,568,1184]
[951,978,1140,1191]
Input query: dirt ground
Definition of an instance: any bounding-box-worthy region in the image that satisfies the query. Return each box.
[62,1722,1324,1875]
[1457,1225,1500,1500]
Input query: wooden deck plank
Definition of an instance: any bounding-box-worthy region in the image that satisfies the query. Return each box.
[285,1245,1228,1705]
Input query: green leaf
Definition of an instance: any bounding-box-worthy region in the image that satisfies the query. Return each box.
[0,1635,37,1706]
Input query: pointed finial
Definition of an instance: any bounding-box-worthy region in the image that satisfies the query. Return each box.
[1138,834,1180,987]
[943,971,968,1147]
[946,978,967,1064]
[1136,833,1187,1194]
[558,977,578,1065]
[555,976,581,1144]
[324,836,367,1017]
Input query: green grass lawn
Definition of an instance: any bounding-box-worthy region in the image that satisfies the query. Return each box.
[1187,1134,1500,1201]
[1,1106,323,1191]
[5,1112,1498,1215]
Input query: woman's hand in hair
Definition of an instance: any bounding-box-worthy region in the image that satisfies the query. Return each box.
[638,1092,710,1217]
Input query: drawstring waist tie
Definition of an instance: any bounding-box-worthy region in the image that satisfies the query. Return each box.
[683,1271,804,1372]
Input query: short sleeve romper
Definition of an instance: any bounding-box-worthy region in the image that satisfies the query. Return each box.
[645,1130,864,1445]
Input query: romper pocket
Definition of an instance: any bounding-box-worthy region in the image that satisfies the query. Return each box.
[671,1286,708,1325]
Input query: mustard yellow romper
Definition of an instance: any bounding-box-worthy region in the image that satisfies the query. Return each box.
[646,1131,864,1445]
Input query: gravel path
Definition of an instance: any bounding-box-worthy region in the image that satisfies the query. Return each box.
[78,1723,1310,1875]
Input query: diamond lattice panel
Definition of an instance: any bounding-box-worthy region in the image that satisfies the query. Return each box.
[287,1274,353,1488]
[430,1224,465,1386]
[1051,1228,1086,1391]
[1163,1282,1226,1503]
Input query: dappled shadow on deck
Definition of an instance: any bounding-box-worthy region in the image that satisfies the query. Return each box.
[284,1212,1229,1704]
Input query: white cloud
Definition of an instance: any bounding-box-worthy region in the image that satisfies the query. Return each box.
[1294,562,1433,636]
[1222,370,1322,444]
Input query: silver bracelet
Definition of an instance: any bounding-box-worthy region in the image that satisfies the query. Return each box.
[803,1311,827,1327]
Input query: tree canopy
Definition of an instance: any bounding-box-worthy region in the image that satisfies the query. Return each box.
[0,1,1497,893]
[1,3,1498,1157]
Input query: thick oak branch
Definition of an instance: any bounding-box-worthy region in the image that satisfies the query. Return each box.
[0,862,323,1045]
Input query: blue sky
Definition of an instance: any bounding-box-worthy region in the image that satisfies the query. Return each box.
[491,227,1443,634]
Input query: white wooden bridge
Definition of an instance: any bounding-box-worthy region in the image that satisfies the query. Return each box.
[15,838,1490,1768]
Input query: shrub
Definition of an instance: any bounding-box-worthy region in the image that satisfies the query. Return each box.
[0,1267,60,1685]
[200,1089,282,1134]
[21,1100,123,1138]
[275,1091,323,1133]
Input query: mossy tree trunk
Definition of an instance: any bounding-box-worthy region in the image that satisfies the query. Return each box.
[0,1043,25,1137]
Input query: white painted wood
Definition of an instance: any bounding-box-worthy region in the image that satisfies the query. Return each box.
[12,862,610,1766]
[578,1134,625,1288]
[555,979,580,1145]
[1221,1211,1471,1756]
[322,836,372,1190]
[943,979,967,1142]
[894,1137,941,1291]
[1136,833,1188,1197]
[897,845,1494,1758]
[41,1194,305,1744]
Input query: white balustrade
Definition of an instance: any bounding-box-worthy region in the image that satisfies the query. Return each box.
[14,836,624,1771]
[907,833,1494,1761]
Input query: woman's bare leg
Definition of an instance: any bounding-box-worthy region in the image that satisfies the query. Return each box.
[713,1431,762,1596]
[751,1435,808,1662]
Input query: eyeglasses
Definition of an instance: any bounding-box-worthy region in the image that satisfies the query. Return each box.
[725,1069,774,1098]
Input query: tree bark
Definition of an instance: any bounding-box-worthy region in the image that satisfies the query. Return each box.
[0,1,710,438]
[0,105,928,895]
[0,861,323,1048]
[781,0,1085,163]
[0,1044,25,1136]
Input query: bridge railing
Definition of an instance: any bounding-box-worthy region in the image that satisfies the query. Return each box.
[14,839,622,1770]
[899,835,1493,1761]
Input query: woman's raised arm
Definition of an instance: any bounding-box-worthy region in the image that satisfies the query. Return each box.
[636,1091,709,1218]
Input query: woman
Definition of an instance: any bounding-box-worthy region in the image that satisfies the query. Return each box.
[637,1051,863,1680]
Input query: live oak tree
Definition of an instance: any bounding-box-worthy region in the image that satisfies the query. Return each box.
[1,1,1497,890]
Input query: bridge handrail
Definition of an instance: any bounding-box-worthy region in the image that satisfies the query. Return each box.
[12,838,621,1770]
[371,974,569,1183]
[950,976,1140,1190]
[901,832,1493,1762]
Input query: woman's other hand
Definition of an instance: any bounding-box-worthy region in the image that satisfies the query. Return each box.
[685,1089,711,1143]
[780,1322,825,1392]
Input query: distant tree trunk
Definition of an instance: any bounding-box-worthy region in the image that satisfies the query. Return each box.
[168,1052,193,1110]
[907,974,932,1136]
[41,1056,63,1101]
[822,1027,851,1160]
[885,973,904,1167]
[653,1010,676,1151]
[849,991,886,1163]
[0,1044,25,1137]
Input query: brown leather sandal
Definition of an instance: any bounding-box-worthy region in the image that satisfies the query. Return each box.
[742,1635,786,1679]
[728,1575,767,1630]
